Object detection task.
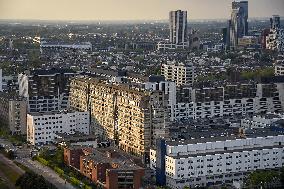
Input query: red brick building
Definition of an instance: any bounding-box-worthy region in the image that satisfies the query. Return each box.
[80,148,145,189]
[64,147,91,170]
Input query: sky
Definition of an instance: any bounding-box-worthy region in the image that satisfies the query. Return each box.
[0,0,284,21]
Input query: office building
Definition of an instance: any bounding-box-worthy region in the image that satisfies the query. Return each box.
[275,61,284,76]
[0,92,27,135]
[18,68,77,112]
[27,110,90,145]
[161,61,195,87]
[229,1,248,48]
[69,77,170,158]
[151,132,284,188]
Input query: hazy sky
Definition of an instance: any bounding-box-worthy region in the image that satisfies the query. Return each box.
[0,0,283,21]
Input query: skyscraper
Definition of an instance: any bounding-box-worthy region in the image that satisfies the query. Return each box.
[270,15,281,30]
[169,10,188,47]
[229,1,248,48]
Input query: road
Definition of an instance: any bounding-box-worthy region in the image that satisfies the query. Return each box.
[16,158,75,189]
[0,154,25,189]
[1,137,75,189]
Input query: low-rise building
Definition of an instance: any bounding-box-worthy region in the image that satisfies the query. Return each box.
[80,147,145,189]
[27,110,90,145]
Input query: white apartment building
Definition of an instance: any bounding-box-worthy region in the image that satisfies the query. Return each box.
[275,62,284,76]
[173,82,284,121]
[27,110,90,145]
[241,113,284,129]
[174,96,282,120]
[161,61,195,87]
[151,135,284,188]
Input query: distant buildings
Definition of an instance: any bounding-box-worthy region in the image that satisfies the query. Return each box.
[229,1,248,48]
[0,69,2,92]
[0,92,27,135]
[40,41,92,52]
[18,68,77,113]
[161,61,195,87]
[27,110,90,145]
[151,132,284,188]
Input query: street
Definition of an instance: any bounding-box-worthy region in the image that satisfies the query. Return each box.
[1,138,75,189]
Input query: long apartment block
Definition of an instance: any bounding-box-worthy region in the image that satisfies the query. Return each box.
[150,132,284,189]
[69,77,170,157]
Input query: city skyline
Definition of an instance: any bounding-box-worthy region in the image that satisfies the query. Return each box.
[0,0,284,21]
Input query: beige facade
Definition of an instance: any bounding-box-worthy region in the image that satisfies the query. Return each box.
[0,92,27,135]
[69,77,169,157]
[161,61,195,87]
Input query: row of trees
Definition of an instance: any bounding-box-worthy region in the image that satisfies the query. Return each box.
[35,148,96,189]
[15,171,57,189]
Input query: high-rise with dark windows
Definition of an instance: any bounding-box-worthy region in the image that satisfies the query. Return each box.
[169,10,188,47]
[229,1,248,48]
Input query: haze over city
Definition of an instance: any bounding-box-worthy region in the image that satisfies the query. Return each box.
[1,0,284,189]
[0,0,284,21]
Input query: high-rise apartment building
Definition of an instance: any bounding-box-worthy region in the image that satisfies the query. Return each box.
[69,77,170,158]
[229,1,248,48]
[18,68,77,112]
[169,10,188,47]
[161,61,195,87]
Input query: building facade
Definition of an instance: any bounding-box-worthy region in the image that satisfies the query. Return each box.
[151,135,284,188]
[229,1,248,48]
[174,82,284,120]
[0,92,27,135]
[69,77,170,158]
[79,147,144,189]
[266,15,284,52]
[169,10,188,46]
[18,68,77,113]
[161,61,195,87]
[27,110,90,145]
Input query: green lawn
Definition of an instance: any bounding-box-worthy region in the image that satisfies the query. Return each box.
[0,161,21,183]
